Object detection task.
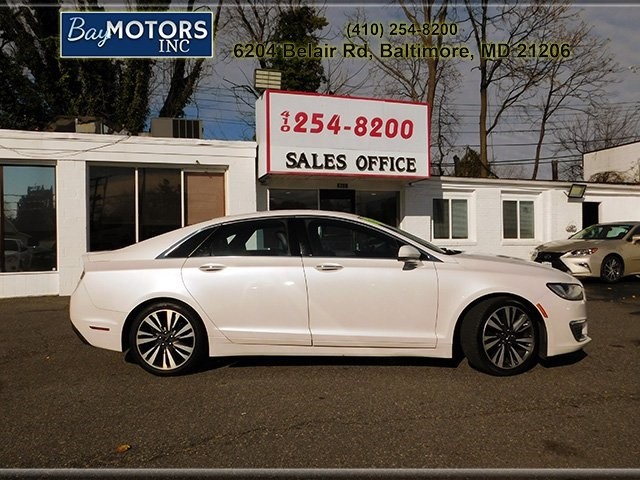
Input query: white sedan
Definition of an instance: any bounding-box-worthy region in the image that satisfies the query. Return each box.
[70,210,590,376]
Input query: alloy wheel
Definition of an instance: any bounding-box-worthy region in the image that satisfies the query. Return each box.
[601,256,623,283]
[481,305,535,370]
[135,308,196,371]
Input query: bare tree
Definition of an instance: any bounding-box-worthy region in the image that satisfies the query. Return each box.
[527,11,619,179]
[464,1,566,177]
[556,104,640,180]
[348,1,460,175]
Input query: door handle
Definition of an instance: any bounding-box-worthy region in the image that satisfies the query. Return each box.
[315,263,344,271]
[199,263,226,272]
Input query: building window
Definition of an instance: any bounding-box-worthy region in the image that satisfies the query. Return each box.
[503,200,534,239]
[269,189,400,227]
[433,199,468,239]
[356,191,399,227]
[184,172,225,225]
[138,169,182,242]
[269,189,317,210]
[89,166,225,251]
[89,167,135,251]
[1,165,57,272]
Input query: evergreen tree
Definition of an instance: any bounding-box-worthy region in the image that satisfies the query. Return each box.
[0,0,216,133]
[265,5,327,92]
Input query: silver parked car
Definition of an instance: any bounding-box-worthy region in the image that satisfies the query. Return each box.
[532,222,640,283]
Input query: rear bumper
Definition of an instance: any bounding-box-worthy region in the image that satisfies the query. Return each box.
[69,282,126,352]
[70,321,91,345]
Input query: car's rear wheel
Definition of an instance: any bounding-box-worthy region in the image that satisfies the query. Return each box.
[600,255,624,283]
[128,302,206,376]
[460,297,539,376]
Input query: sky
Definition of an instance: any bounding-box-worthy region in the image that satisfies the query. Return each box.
[169,3,640,180]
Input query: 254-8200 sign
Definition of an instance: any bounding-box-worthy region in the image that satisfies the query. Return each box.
[257,90,430,179]
[280,111,415,140]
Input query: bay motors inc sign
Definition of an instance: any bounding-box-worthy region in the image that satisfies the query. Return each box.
[60,11,214,58]
[256,90,430,179]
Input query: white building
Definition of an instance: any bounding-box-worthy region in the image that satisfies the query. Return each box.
[0,129,256,297]
[583,141,640,183]
[2,128,640,298]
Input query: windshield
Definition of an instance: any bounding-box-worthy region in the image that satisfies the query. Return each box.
[359,217,448,255]
[570,224,633,240]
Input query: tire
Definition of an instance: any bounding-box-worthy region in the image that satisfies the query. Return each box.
[460,297,539,376]
[600,255,624,283]
[128,302,207,376]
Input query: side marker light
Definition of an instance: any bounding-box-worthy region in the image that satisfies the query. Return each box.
[536,303,548,318]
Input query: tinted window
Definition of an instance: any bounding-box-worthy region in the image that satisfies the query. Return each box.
[89,166,135,251]
[305,219,401,259]
[503,200,534,239]
[270,189,317,210]
[138,168,181,241]
[192,219,291,257]
[162,228,216,259]
[2,165,57,272]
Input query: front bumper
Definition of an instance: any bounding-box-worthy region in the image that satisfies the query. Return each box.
[557,256,597,278]
[533,251,597,278]
[540,291,591,357]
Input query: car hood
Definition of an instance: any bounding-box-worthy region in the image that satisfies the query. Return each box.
[444,252,574,281]
[536,238,605,253]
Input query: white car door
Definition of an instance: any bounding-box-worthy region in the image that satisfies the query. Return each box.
[181,218,311,346]
[299,217,439,348]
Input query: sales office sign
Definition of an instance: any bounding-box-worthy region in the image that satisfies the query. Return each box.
[256,90,430,179]
[60,11,214,58]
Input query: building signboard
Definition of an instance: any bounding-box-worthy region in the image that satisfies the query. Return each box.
[60,11,214,58]
[257,90,430,179]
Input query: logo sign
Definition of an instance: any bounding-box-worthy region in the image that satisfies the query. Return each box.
[60,11,214,58]
[256,90,430,179]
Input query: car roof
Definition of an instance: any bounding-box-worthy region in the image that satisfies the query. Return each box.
[197,209,363,226]
[85,210,379,261]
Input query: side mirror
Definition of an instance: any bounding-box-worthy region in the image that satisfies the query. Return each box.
[632,234,640,244]
[398,245,421,262]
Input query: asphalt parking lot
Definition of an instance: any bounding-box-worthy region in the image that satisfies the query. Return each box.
[0,278,639,471]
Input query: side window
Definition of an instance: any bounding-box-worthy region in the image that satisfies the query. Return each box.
[433,198,468,239]
[503,200,535,239]
[606,226,629,239]
[306,219,400,259]
[193,219,291,257]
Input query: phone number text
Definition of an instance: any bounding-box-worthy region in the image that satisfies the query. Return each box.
[279,111,416,140]
[345,22,458,39]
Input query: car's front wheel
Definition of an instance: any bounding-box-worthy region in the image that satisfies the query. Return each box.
[128,302,207,376]
[460,297,539,376]
[600,255,624,283]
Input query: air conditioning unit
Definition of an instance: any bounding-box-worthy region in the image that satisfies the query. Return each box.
[151,118,203,139]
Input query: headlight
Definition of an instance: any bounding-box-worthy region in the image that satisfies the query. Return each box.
[530,248,539,260]
[547,282,584,301]
[569,248,598,256]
